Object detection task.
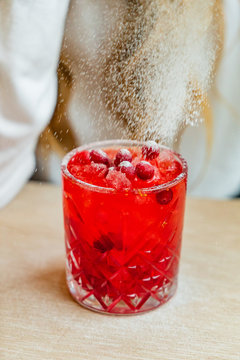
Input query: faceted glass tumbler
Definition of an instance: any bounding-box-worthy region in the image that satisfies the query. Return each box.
[61,140,187,315]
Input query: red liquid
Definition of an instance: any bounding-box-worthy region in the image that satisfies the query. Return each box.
[62,142,187,314]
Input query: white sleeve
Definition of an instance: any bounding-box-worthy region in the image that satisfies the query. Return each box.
[179,0,240,198]
[0,0,70,207]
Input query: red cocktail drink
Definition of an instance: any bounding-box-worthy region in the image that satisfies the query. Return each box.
[62,140,187,314]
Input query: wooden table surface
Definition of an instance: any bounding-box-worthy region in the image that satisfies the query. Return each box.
[0,182,240,360]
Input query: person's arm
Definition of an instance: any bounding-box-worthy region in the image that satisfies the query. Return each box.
[0,0,70,207]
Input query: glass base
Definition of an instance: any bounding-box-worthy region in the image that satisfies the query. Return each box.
[66,268,177,315]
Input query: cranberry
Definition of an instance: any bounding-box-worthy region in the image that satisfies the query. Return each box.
[136,161,154,180]
[156,189,173,205]
[69,150,91,165]
[142,141,160,160]
[93,235,114,253]
[117,161,135,180]
[90,149,110,166]
[114,149,132,166]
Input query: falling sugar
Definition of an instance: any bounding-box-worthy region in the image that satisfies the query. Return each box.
[61,0,222,146]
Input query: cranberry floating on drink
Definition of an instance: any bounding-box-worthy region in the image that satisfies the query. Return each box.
[61,140,187,314]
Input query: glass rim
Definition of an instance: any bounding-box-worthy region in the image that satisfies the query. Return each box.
[61,139,188,194]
